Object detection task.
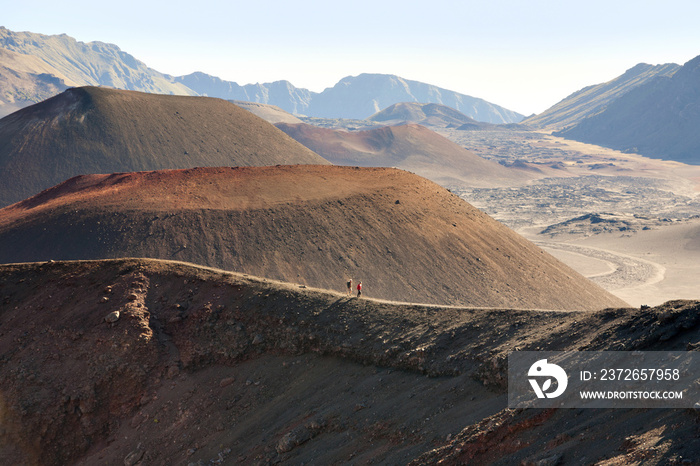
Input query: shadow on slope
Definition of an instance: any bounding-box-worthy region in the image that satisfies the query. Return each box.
[0,259,698,464]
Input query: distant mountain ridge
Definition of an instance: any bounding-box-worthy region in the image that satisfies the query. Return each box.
[0,26,194,99]
[315,74,523,123]
[180,72,524,123]
[0,27,523,123]
[176,72,314,116]
[524,62,680,131]
[555,55,700,165]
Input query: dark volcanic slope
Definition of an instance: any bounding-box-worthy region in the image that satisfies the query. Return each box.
[275,122,528,187]
[0,165,625,310]
[0,259,698,465]
[555,55,700,164]
[0,86,328,207]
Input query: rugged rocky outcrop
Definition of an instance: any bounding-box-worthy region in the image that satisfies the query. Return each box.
[0,259,697,465]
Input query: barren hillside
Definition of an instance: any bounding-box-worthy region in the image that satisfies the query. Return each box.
[555,55,700,165]
[368,102,483,128]
[0,259,697,465]
[0,86,327,206]
[0,165,625,310]
[231,100,303,124]
[275,122,531,187]
[0,27,192,97]
[0,48,74,118]
[524,62,679,131]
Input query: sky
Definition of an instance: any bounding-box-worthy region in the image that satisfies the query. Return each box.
[3,0,700,115]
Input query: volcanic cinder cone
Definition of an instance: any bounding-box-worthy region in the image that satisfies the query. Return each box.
[0,86,328,207]
[0,165,626,310]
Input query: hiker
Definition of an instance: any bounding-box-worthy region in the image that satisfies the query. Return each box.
[357,281,362,298]
[347,279,353,296]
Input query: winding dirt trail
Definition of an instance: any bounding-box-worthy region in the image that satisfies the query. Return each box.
[535,240,666,304]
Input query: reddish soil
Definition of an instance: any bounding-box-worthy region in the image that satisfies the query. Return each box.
[1,259,699,465]
[0,165,625,310]
[0,86,327,207]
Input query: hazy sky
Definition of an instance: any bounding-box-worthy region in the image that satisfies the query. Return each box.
[4,0,700,115]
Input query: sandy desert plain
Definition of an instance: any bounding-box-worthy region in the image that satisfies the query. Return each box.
[439,126,700,307]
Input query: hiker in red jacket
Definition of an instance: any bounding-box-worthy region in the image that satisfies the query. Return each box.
[357,281,362,297]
